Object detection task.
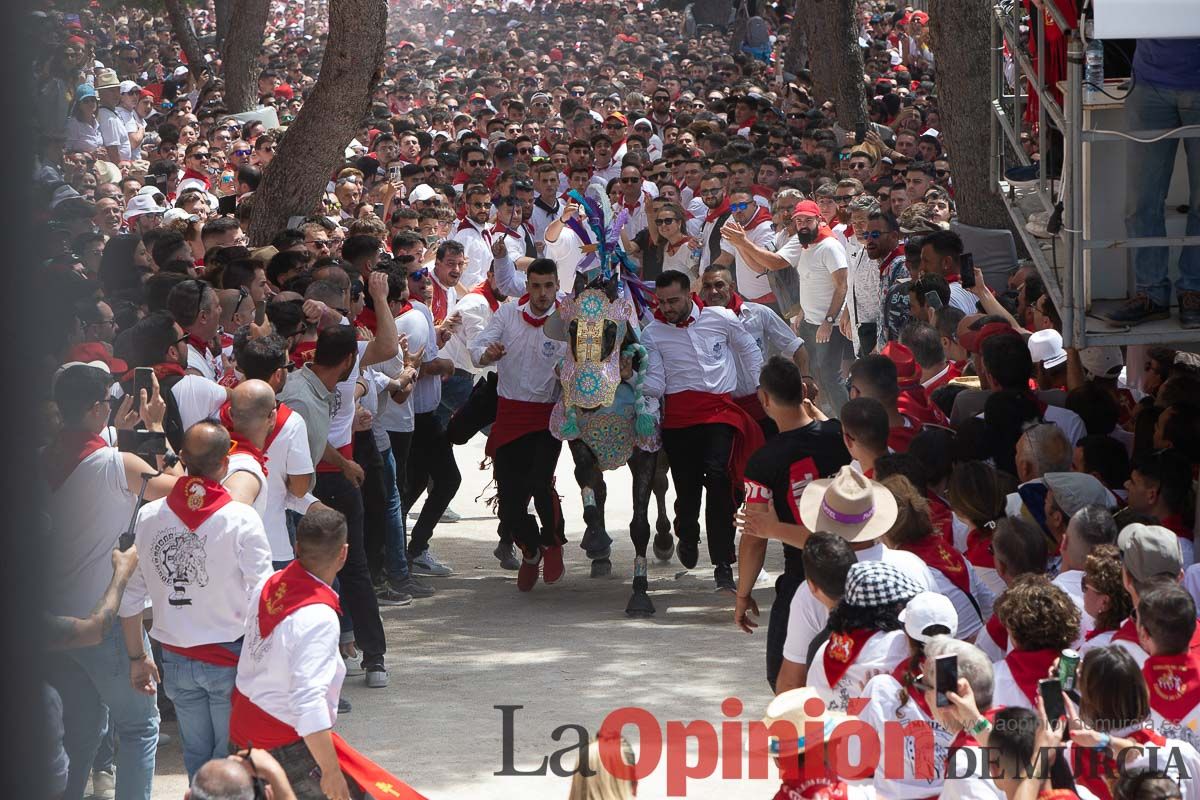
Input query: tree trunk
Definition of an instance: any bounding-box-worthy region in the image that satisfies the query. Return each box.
[163,0,206,80]
[247,0,387,244]
[222,0,272,113]
[783,0,808,79]
[928,0,1011,229]
[214,0,232,49]
[806,0,867,131]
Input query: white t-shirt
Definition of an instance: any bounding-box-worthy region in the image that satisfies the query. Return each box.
[794,236,849,325]
[783,543,935,665]
[1052,569,1093,648]
[98,106,132,161]
[942,746,1004,800]
[808,629,909,711]
[719,219,776,301]
[262,410,314,561]
[856,674,955,799]
[188,342,221,382]
[224,452,268,521]
[378,306,435,433]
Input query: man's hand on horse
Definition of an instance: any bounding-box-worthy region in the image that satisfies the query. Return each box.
[481,342,507,366]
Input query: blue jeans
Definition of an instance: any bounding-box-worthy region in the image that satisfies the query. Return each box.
[1125,82,1200,305]
[435,368,477,428]
[379,446,411,582]
[161,645,239,779]
[48,626,159,800]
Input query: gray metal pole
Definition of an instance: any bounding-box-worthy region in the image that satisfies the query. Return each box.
[1066,33,1085,347]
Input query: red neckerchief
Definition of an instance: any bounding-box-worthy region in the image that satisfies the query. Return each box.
[622,191,644,212]
[740,115,758,129]
[256,560,341,639]
[1005,648,1060,706]
[431,280,449,325]
[704,197,731,223]
[457,217,493,248]
[166,475,233,532]
[654,295,704,327]
[43,430,107,491]
[1162,514,1193,541]
[926,492,955,544]
[887,413,923,453]
[519,294,556,327]
[492,221,521,239]
[892,659,933,717]
[901,535,971,596]
[1073,727,1166,800]
[843,225,855,239]
[878,244,905,276]
[1112,616,1141,645]
[354,306,378,334]
[822,628,878,688]
[1084,623,1117,642]
[218,401,272,477]
[290,340,316,370]
[219,332,234,350]
[1144,649,1200,724]
[1039,790,1080,800]
[664,235,693,256]
[965,527,996,569]
[985,614,1009,652]
[395,301,414,317]
[775,778,849,800]
[743,205,774,230]
[188,333,213,356]
[726,292,744,315]
[469,281,501,312]
[801,224,836,250]
[181,167,211,190]
[120,361,187,384]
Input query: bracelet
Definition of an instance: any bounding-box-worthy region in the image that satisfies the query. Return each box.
[1095,732,1111,751]
[128,652,147,662]
[969,718,991,736]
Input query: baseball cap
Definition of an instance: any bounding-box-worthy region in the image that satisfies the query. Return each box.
[900,592,958,642]
[1044,472,1112,518]
[1027,328,1068,369]
[605,111,629,126]
[1079,346,1124,379]
[792,199,822,220]
[959,321,1015,355]
[493,141,517,160]
[119,80,141,94]
[408,184,437,202]
[1118,523,1184,583]
[123,192,167,220]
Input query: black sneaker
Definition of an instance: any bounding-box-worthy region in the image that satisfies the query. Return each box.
[338,698,352,714]
[390,575,435,598]
[714,564,736,594]
[1096,294,1170,327]
[677,538,699,570]
[376,585,413,606]
[1181,291,1200,330]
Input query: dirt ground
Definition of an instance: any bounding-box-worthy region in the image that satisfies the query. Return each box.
[150,434,787,799]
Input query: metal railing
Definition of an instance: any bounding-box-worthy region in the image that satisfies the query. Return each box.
[988,2,1200,347]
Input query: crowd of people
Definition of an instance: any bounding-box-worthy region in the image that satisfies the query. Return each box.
[30,0,1200,798]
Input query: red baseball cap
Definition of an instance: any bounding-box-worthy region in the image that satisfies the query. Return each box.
[792,200,822,219]
[882,342,918,380]
[606,111,629,126]
[274,83,294,100]
[959,322,1017,355]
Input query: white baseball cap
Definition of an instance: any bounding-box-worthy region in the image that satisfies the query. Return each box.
[1079,345,1123,379]
[123,192,168,220]
[408,184,437,203]
[1028,328,1068,369]
[899,591,958,642]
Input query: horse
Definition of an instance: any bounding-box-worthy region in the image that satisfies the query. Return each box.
[545,271,675,616]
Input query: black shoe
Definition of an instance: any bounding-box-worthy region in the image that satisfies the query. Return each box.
[375,585,413,606]
[1181,291,1200,330]
[714,564,736,594]
[390,575,436,598]
[338,698,352,714]
[1097,294,1171,327]
[678,538,699,570]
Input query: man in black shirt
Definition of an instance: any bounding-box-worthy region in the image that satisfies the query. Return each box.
[734,356,851,691]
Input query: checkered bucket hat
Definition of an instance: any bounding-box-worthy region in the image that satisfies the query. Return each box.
[843,561,922,608]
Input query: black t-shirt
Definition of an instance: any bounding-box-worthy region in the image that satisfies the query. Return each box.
[743,419,852,576]
[633,228,665,282]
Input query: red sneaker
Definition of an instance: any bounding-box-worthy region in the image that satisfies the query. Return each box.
[517,552,541,592]
[542,544,565,584]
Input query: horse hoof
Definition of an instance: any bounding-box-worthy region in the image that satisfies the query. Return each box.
[652,533,675,562]
[655,517,672,537]
[590,558,613,578]
[625,590,656,617]
[580,525,613,556]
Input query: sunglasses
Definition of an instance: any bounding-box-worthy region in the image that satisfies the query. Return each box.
[517,148,534,155]
[570,91,586,97]
[466,159,487,167]
[729,202,750,212]
[654,217,678,225]
[410,267,430,281]
[646,172,667,181]
[233,149,252,156]
[190,151,210,159]
[834,195,857,205]
[936,170,951,177]
[305,239,332,249]
[619,176,640,184]
[604,123,625,130]
[864,230,885,239]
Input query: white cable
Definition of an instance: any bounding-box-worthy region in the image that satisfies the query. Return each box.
[1088,125,1200,144]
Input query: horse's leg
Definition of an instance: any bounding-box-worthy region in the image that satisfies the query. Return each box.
[651,450,675,562]
[626,448,657,616]
[569,439,613,576]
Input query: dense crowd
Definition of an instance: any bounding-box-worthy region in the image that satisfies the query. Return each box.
[30,0,1200,798]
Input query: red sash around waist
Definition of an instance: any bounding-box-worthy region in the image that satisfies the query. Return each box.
[663,390,765,491]
[485,398,554,457]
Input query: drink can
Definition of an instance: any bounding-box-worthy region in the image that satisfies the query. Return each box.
[1059,649,1080,692]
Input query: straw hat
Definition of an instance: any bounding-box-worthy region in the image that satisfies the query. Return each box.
[750,688,851,759]
[799,466,898,543]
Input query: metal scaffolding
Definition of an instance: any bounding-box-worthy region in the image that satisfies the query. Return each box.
[989,0,1200,347]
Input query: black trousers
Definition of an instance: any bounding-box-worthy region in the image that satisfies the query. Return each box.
[399,412,461,557]
[269,740,366,800]
[494,430,565,556]
[355,431,388,582]
[766,571,804,692]
[313,471,386,666]
[661,423,738,566]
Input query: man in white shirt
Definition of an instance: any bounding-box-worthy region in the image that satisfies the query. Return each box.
[790,200,851,416]
[167,278,223,382]
[220,379,278,521]
[472,259,568,592]
[642,270,764,592]
[45,364,182,800]
[233,335,316,566]
[118,421,273,779]
[530,161,563,243]
[95,69,132,163]
[451,185,494,289]
[716,187,778,304]
[772,466,935,693]
[918,230,979,316]
[1044,476,1117,592]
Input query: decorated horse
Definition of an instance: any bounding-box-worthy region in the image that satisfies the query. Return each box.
[544,186,675,616]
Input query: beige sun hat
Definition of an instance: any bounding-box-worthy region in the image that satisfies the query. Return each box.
[749,687,852,759]
[799,465,898,543]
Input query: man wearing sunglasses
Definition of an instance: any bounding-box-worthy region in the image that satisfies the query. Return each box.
[718,187,779,307]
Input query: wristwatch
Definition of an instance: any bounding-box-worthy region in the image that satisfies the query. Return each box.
[823,315,836,324]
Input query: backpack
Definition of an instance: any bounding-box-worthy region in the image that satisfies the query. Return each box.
[746,16,770,49]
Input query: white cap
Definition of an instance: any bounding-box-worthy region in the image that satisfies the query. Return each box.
[119,80,141,94]
[1079,345,1123,378]
[408,184,437,202]
[173,65,191,78]
[899,591,958,642]
[123,192,167,220]
[164,207,200,224]
[1028,328,1068,369]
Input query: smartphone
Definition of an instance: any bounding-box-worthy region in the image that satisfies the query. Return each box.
[134,366,155,412]
[373,202,385,217]
[217,194,237,216]
[925,290,944,311]
[1039,678,1065,724]
[935,654,957,708]
[388,165,403,181]
[117,428,167,455]
[960,253,976,289]
[855,122,866,144]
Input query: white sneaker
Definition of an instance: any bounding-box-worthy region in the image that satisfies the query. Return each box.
[1025,211,1055,239]
[410,550,454,576]
[440,508,461,523]
[91,769,115,800]
[755,567,773,588]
